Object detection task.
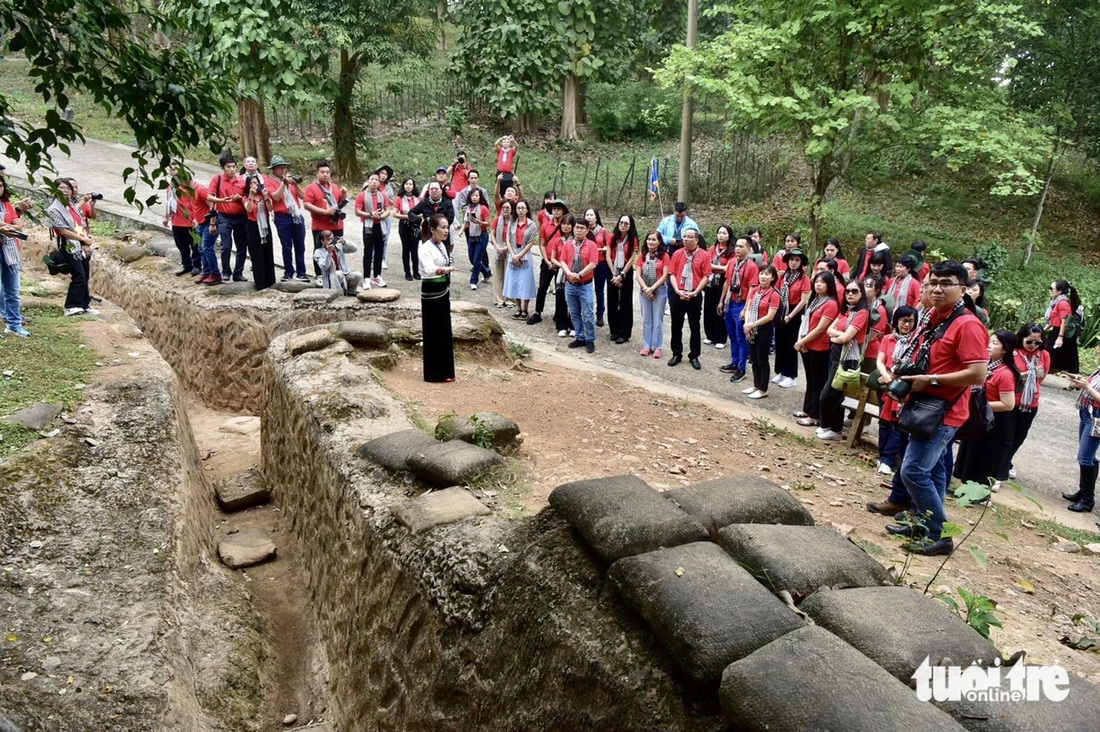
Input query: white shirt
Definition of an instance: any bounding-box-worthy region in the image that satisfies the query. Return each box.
[418,239,450,277]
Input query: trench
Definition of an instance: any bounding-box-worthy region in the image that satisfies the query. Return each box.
[65,234,726,731]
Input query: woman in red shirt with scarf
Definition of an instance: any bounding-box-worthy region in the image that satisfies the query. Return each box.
[740,265,781,399]
[818,280,870,441]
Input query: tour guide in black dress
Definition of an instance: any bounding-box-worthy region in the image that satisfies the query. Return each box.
[418,213,457,382]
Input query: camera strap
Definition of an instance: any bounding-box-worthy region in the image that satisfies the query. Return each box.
[898,300,966,372]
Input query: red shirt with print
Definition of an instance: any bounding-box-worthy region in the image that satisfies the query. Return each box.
[670,247,713,293]
[304,181,345,232]
[725,257,759,304]
[209,173,246,216]
[806,299,839,352]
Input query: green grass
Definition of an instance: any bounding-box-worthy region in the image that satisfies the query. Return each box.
[0,306,100,458]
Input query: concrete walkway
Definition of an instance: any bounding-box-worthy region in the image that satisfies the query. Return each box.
[3,139,1096,535]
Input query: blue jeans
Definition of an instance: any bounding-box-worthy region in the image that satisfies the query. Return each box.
[217,213,248,277]
[900,423,959,539]
[0,248,21,328]
[199,224,220,276]
[727,301,748,370]
[878,420,908,471]
[1079,407,1100,467]
[566,280,596,343]
[639,286,667,350]
[274,213,307,278]
[467,231,491,285]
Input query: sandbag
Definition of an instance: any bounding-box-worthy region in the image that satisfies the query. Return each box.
[666,475,814,529]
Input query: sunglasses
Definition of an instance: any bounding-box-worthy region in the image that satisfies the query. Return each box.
[1023,339,1042,346]
[845,288,861,294]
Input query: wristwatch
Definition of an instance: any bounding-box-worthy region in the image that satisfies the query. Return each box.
[930,375,940,387]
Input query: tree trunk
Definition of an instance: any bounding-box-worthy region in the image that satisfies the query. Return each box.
[437,0,447,51]
[332,49,362,184]
[237,98,271,163]
[807,161,834,251]
[1023,140,1063,268]
[560,73,578,141]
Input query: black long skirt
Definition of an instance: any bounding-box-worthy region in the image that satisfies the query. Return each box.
[1045,330,1079,374]
[954,409,1016,486]
[703,278,727,345]
[245,220,277,290]
[422,277,456,383]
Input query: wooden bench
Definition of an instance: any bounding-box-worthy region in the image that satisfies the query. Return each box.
[842,375,882,448]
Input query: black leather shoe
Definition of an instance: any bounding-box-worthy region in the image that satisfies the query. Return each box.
[174,267,190,276]
[567,339,585,349]
[526,312,542,325]
[719,364,737,373]
[1062,491,1081,501]
[885,523,921,537]
[690,357,702,370]
[585,342,595,353]
[232,274,247,282]
[614,337,625,344]
[866,500,911,517]
[667,354,683,366]
[1068,501,1095,513]
[730,370,747,383]
[596,315,605,327]
[903,537,954,556]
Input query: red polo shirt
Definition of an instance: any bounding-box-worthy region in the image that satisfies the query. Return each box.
[557,237,600,283]
[724,256,759,303]
[497,147,516,173]
[747,286,781,320]
[265,176,303,216]
[863,300,890,360]
[209,173,246,216]
[778,272,811,311]
[670,246,712,292]
[987,363,1016,405]
[355,189,391,230]
[836,308,870,345]
[806,299,839,352]
[886,276,922,311]
[636,251,671,283]
[1049,298,1072,328]
[917,307,989,428]
[304,181,344,232]
[1013,349,1048,410]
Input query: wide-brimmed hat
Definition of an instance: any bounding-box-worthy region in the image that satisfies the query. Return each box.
[267,155,289,169]
[375,164,394,179]
[550,198,569,213]
[783,247,806,264]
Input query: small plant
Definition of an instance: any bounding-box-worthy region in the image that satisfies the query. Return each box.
[467,414,496,451]
[446,105,466,138]
[790,481,816,491]
[937,588,1003,640]
[89,220,117,237]
[507,340,531,361]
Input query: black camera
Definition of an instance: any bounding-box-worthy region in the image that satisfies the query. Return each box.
[730,284,740,296]
[11,230,29,241]
[202,211,217,224]
[290,174,303,184]
[885,363,924,402]
[458,155,466,164]
[333,211,347,221]
[88,192,104,201]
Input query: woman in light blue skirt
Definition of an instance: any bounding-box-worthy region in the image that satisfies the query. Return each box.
[502,199,538,318]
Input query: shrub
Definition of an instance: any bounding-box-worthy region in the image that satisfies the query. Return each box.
[587,81,678,142]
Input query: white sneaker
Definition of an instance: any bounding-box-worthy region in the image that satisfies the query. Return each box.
[771,374,783,384]
[990,481,1002,493]
[746,390,768,399]
[1008,468,1017,479]
[569,329,575,336]
[381,260,388,269]
[64,307,84,316]
[816,427,828,437]
[558,329,568,337]
[470,284,478,290]
[877,463,893,475]
[361,279,371,290]
[83,308,100,315]
[742,386,757,395]
[372,276,387,288]
[817,429,844,441]
[703,338,712,345]
[665,305,670,316]
[715,342,726,349]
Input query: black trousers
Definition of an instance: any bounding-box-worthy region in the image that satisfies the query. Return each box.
[775,315,802,378]
[1008,408,1039,468]
[172,226,196,271]
[819,343,846,432]
[606,274,634,340]
[399,221,419,277]
[751,324,775,392]
[670,293,703,359]
[363,225,385,278]
[703,279,727,344]
[245,220,276,290]
[535,260,554,314]
[63,250,91,310]
[801,348,831,419]
[553,283,571,331]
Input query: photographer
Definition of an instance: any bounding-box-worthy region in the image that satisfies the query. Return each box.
[163,161,203,277]
[882,262,989,556]
[313,230,362,296]
[46,178,97,316]
[241,160,276,290]
[303,160,348,273]
[265,155,308,282]
[448,152,471,196]
[207,153,248,282]
[0,178,30,336]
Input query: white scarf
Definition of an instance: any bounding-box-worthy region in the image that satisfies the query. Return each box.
[889,273,912,308]
[1019,351,1041,412]
[1045,294,1067,324]
[798,295,828,340]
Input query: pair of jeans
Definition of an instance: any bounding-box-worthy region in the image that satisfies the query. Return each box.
[727,301,749,371]
[639,286,667,350]
[899,422,959,540]
[669,293,702,359]
[0,247,21,328]
[1078,407,1100,467]
[216,213,248,278]
[274,213,307,278]
[467,231,491,285]
[199,224,220,276]
[878,419,907,471]
[565,280,596,343]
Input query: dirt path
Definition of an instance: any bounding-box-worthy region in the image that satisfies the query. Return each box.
[381,352,1100,685]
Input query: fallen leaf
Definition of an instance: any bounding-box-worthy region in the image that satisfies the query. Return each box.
[1014,579,1036,595]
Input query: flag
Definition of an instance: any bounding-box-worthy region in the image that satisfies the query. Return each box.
[648,158,659,201]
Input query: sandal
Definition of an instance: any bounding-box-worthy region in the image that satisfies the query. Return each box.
[792,411,809,418]
[796,417,819,427]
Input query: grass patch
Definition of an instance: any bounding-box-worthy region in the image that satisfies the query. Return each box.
[989,503,1100,545]
[0,306,100,458]
[749,415,816,448]
[507,340,531,361]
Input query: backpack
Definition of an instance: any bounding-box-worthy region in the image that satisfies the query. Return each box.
[869,295,894,328]
[955,386,994,441]
[1065,309,1084,340]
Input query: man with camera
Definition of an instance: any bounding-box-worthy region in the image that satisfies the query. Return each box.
[265,155,309,282]
[449,151,471,195]
[719,235,760,383]
[878,261,988,556]
[206,153,249,282]
[163,161,204,277]
[303,160,349,273]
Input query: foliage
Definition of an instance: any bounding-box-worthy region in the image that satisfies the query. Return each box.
[446,106,467,139]
[656,1,1046,243]
[0,306,100,458]
[587,81,678,142]
[507,340,532,361]
[937,588,1003,640]
[0,0,230,206]
[971,241,1010,285]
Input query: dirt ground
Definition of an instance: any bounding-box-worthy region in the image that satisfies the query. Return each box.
[381,352,1100,685]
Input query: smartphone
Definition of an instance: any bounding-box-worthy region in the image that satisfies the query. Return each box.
[11,231,28,240]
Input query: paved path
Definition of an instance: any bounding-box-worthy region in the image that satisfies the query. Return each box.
[3,140,1095,533]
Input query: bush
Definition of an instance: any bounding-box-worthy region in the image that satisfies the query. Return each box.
[587,81,679,142]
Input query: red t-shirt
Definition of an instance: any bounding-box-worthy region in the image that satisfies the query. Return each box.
[304,181,345,232]
[355,189,391,230]
[886,276,922,311]
[170,185,203,227]
[2,200,20,228]
[209,173,246,216]
[557,237,600,283]
[451,164,470,193]
[537,209,551,228]
[919,308,990,428]
[1049,298,1072,328]
[878,332,903,422]
[636,251,671,283]
[193,183,212,222]
[916,261,930,282]
[863,301,890,360]
[986,363,1016,405]
[497,147,516,173]
[778,272,811,313]
[724,257,759,303]
[806,299,839,352]
[771,250,791,269]
[747,286,781,322]
[394,193,420,217]
[836,308,870,345]
[244,192,264,223]
[608,233,636,269]
[540,219,563,253]
[265,176,303,216]
[1013,349,1050,410]
[670,247,713,293]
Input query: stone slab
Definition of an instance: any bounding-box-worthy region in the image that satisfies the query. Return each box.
[286,330,337,356]
[356,429,440,473]
[215,469,271,513]
[216,281,256,296]
[2,402,63,430]
[218,530,277,569]
[719,524,892,597]
[116,244,146,263]
[435,412,521,452]
[332,320,390,346]
[666,475,814,529]
[272,279,318,293]
[406,440,504,488]
[356,288,401,303]
[395,487,491,533]
[800,586,1000,682]
[548,475,708,564]
[293,289,340,304]
[608,542,804,683]
[720,626,965,731]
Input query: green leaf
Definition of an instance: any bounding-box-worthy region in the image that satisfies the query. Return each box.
[940,522,963,539]
[968,546,989,571]
[954,480,991,507]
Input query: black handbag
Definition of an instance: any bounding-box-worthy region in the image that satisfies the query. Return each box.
[897,393,953,441]
[955,386,994,441]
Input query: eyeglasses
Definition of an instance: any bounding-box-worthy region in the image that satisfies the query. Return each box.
[923,281,962,291]
[1023,339,1042,346]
